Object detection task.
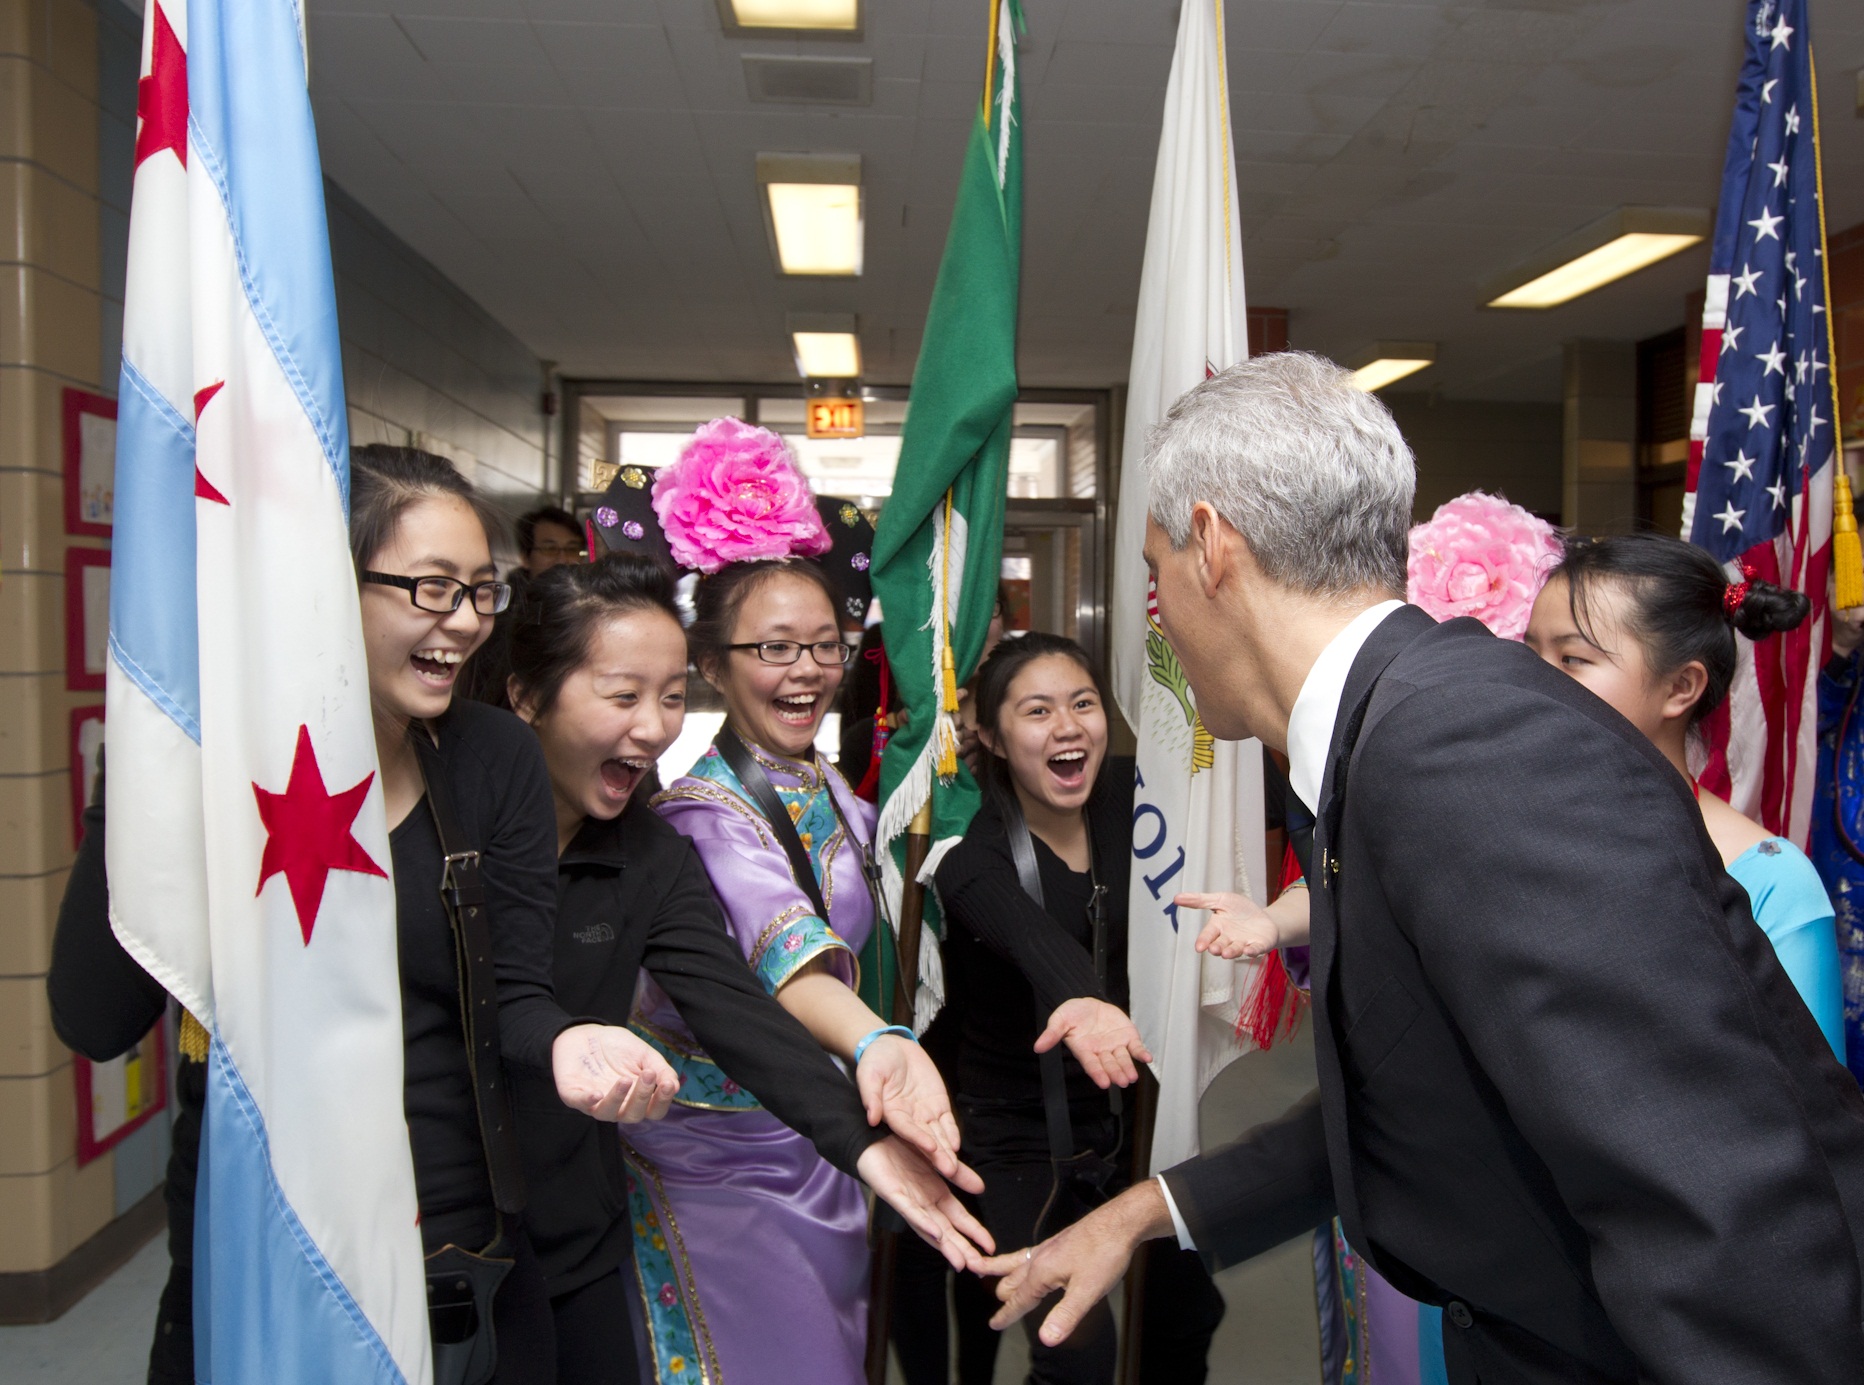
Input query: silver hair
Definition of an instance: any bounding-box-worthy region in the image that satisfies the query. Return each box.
[1144,352,1415,597]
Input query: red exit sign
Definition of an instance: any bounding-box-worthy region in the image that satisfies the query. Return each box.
[807,397,864,439]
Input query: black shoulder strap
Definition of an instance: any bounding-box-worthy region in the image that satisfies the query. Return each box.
[410,728,527,1219]
[715,727,830,922]
[999,793,1081,1165]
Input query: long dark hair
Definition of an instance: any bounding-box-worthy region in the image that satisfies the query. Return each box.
[1554,532,1809,726]
[506,553,684,717]
[688,559,840,680]
[971,631,1105,801]
[349,444,506,574]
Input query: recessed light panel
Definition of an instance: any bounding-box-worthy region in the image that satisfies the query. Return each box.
[1487,233,1704,309]
[728,0,858,31]
[766,182,863,276]
[1351,358,1434,392]
[793,331,862,379]
[1483,208,1709,310]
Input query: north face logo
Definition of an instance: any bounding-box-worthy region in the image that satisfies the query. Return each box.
[573,922,616,945]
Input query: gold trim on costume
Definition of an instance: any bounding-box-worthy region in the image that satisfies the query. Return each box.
[621,1138,724,1385]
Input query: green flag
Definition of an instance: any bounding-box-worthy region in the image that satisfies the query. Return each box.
[868,0,1022,1028]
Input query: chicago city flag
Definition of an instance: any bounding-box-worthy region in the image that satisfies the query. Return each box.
[1683,0,1840,847]
[106,2,428,1381]
[1108,0,1269,1173]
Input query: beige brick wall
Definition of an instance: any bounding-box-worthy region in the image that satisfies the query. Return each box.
[0,0,117,1275]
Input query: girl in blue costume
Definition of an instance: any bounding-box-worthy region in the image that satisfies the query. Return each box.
[1810,597,1864,1083]
[1524,533,1843,1056]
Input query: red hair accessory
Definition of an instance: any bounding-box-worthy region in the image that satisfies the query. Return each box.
[1723,562,1757,619]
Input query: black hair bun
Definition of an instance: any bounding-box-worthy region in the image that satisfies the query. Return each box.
[1732,579,1811,639]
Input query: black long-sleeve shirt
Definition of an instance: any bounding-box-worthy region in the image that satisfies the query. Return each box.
[933,761,1134,1111]
[395,700,582,1250]
[516,795,885,1295]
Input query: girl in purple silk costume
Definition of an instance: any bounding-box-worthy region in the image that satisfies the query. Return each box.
[637,743,880,1384]
[625,422,976,1385]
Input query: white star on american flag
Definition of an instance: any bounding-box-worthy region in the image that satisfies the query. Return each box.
[1714,501,1746,534]
[1749,206,1783,242]
[1769,15,1793,49]
[1733,265,1763,298]
[1768,157,1789,187]
[1738,396,1775,430]
[1767,479,1787,510]
[1722,323,1746,353]
[1725,450,1757,482]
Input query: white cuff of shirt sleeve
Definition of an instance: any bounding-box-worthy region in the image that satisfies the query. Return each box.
[1156,1175,1196,1252]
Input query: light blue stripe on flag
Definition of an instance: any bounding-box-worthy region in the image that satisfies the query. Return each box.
[185,0,349,508]
[194,1040,407,1385]
[110,357,201,743]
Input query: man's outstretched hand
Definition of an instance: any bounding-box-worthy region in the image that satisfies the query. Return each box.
[977,1179,1174,1346]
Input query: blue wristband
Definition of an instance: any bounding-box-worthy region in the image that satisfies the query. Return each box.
[852,1025,917,1064]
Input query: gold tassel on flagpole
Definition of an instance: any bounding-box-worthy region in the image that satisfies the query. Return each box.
[179,1009,210,1063]
[1835,469,1863,611]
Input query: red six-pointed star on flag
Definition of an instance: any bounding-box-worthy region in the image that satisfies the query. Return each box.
[253,725,386,944]
[134,0,186,172]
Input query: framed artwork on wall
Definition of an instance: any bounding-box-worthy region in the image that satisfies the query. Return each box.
[70,705,105,846]
[74,1020,168,1166]
[65,547,112,692]
[63,388,117,538]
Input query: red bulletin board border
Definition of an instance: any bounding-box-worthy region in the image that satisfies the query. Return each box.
[63,388,117,538]
[70,704,104,847]
[73,1027,169,1167]
[64,547,111,691]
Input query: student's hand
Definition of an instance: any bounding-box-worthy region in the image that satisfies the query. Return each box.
[856,1035,970,1185]
[979,1180,1169,1343]
[551,1023,679,1123]
[1035,998,1151,1089]
[1179,891,1283,959]
[856,1137,996,1273]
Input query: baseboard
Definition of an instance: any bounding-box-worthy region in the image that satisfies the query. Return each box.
[0,1186,167,1325]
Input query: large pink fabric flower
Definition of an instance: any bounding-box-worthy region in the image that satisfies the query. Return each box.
[650,418,831,574]
[1407,491,1563,641]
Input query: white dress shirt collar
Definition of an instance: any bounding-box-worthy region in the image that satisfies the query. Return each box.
[1284,599,1406,813]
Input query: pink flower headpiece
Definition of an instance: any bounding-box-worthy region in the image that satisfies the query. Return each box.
[1407,491,1563,641]
[650,418,832,575]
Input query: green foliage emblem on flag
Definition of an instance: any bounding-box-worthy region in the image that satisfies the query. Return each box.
[868,0,1023,1028]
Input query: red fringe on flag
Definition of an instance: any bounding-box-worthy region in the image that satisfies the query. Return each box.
[1236,948,1304,1049]
[1234,837,1309,1048]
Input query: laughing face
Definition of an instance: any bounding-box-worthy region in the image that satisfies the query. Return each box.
[710,569,844,760]
[359,494,494,726]
[985,652,1108,818]
[522,607,688,822]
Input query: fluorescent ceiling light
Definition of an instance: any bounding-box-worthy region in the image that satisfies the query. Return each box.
[1348,341,1435,392]
[757,155,863,277]
[1353,358,1434,392]
[725,0,858,31]
[793,332,862,379]
[1485,207,1708,310]
[766,183,863,275]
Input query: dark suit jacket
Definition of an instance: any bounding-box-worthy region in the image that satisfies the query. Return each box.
[1162,605,1864,1383]
[514,795,884,1296]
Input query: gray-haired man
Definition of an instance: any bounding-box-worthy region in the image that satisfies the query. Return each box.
[981,353,1864,1384]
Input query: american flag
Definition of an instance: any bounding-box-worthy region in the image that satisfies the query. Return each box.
[1683,0,1842,846]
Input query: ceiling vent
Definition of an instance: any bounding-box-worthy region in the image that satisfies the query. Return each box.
[743,55,873,107]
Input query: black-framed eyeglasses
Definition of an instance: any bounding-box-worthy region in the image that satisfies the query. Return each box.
[363,571,512,615]
[726,640,854,666]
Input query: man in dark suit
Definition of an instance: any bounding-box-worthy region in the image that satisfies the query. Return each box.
[981,353,1864,1382]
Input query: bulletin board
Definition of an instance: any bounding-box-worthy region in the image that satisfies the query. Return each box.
[63,388,117,538]
[74,1020,168,1166]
